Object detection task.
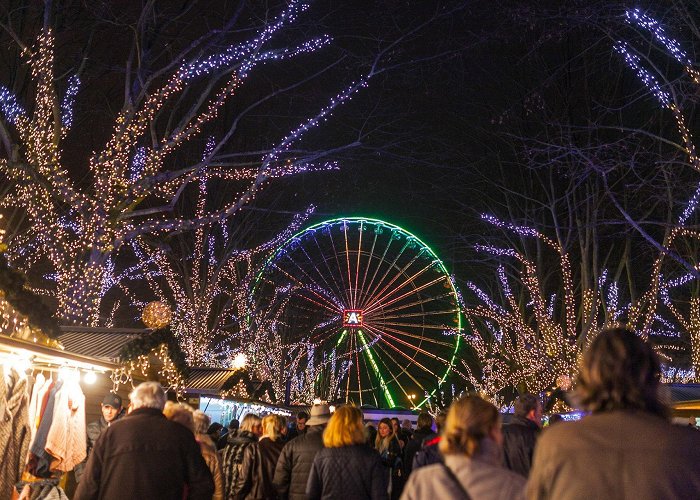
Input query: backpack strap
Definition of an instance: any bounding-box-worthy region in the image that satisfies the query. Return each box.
[440,462,472,500]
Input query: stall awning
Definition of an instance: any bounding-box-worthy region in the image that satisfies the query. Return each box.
[58,326,149,363]
[186,368,241,395]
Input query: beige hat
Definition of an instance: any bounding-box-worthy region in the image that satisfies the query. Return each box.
[306,403,331,426]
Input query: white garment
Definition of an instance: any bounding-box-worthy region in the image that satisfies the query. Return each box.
[27,373,48,443]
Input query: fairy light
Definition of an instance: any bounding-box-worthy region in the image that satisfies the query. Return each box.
[1,1,373,326]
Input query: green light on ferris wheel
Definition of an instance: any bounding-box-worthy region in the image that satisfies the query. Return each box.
[358,329,395,408]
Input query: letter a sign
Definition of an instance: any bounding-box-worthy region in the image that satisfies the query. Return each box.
[343,309,363,327]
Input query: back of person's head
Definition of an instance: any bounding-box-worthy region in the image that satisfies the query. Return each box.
[514,393,540,419]
[240,413,262,433]
[297,411,309,421]
[416,412,433,431]
[229,419,240,430]
[323,405,365,447]
[575,327,667,418]
[163,401,194,432]
[262,414,280,441]
[439,395,500,457]
[402,419,412,429]
[129,381,167,411]
[435,412,447,433]
[193,410,211,435]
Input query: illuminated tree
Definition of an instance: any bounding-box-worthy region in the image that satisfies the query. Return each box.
[0,1,376,325]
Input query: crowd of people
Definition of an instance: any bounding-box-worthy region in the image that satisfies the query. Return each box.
[72,327,700,499]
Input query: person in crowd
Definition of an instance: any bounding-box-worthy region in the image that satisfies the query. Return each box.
[73,392,124,484]
[274,403,331,500]
[391,417,407,448]
[501,393,542,477]
[74,381,213,500]
[403,413,435,477]
[233,414,286,499]
[208,421,224,444]
[221,413,263,498]
[412,412,446,471]
[365,420,377,446]
[163,401,195,430]
[376,417,404,499]
[193,410,224,500]
[306,405,388,499]
[528,327,700,499]
[401,419,414,440]
[401,395,525,500]
[217,419,240,450]
[287,411,309,440]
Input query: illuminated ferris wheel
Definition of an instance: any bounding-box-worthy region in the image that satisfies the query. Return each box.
[251,217,463,409]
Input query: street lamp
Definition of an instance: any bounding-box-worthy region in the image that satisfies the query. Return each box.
[408,393,416,409]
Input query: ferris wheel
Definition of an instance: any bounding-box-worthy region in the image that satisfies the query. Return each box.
[250,217,463,409]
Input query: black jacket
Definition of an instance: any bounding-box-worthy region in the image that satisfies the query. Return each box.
[402,427,436,477]
[501,415,540,477]
[73,407,214,500]
[273,424,325,500]
[234,437,285,499]
[411,437,442,471]
[222,430,259,498]
[307,445,388,500]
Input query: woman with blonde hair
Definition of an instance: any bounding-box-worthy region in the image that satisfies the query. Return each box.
[375,418,404,499]
[233,414,286,498]
[221,413,262,498]
[193,410,224,500]
[401,395,525,500]
[307,405,388,499]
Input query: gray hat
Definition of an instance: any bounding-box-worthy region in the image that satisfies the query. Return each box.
[102,393,123,408]
[306,403,331,426]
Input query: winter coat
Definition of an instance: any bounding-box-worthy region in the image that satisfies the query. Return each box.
[306,444,388,500]
[28,379,63,477]
[0,367,31,500]
[45,378,87,472]
[233,436,285,499]
[197,433,224,500]
[402,427,435,477]
[501,415,540,477]
[411,437,442,471]
[401,441,526,500]
[273,424,325,500]
[221,430,258,499]
[377,435,404,499]
[527,410,700,500]
[73,407,214,500]
[74,411,124,483]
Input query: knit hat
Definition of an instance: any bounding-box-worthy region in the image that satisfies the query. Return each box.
[102,393,123,408]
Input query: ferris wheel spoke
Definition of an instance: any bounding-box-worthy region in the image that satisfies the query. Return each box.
[367,322,454,347]
[362,250,426,311]
[353,332,364,406]
[359,240,411,308]
[353,221,364,308]
[374,291,455,317]
[362,326,428,394]
[275,260,343,313]
[299,237,348,306]
[363,258,435,313]
[342,221,355,308]
[364,322,450,364]
[357,232,394,308]
[365,275,447,315]
[358,228,377,307]
[326,227,353,306]
[378,308,461,321]
[356,329,395,407]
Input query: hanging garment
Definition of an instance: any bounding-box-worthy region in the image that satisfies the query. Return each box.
[27,374,49,443]
[45,377,86,472]
[27,380,62,478]
[15,478,69,499]
[0,366,32,500]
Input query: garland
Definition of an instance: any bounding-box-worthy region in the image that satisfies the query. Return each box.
[0,254,61,338]
[118,327,190,377]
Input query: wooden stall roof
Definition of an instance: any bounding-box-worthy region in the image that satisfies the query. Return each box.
[185,367,241,395]
[58,326,149,363]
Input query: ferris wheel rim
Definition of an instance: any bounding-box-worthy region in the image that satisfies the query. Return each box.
[250,216,463,408]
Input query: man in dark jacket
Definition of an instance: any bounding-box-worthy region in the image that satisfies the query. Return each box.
[74,381,214,500]
[286,410,309,441]
[273,403,330,500]
[502,393,542,477]
[402,413,435,477]
[74,393,124,484]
